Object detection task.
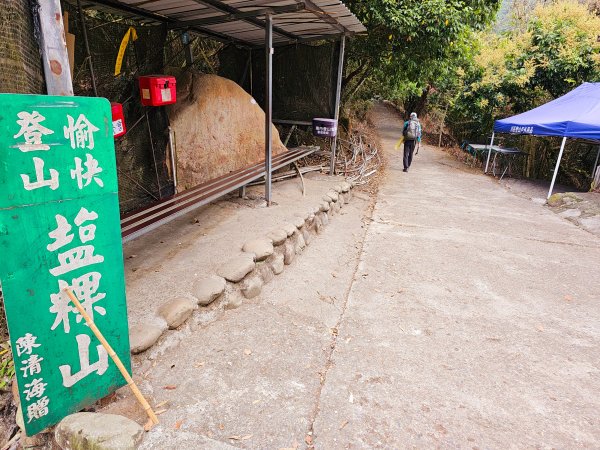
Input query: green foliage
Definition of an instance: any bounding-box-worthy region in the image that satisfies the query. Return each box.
[343,0,500,108]
[0,341,15,391]
[447,0,600,188]
[451,0,600,140]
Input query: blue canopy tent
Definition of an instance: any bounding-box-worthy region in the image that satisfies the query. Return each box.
[487,82,600,199]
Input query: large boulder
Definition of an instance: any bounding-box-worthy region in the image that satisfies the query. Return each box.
[168,71,287,190]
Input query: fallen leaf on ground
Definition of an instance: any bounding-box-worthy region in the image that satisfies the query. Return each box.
[564,295,573,302]
[339,420,349,430]
[228,435,242,440]
[154,400,168,408]
[535,324,544,332]
[253,399,260,404]
[163,385,177,390]
[173,420,183,430]
[305,435,313,445]
[331,272,338,278]
[241,435,253,440]
[155,409,168,415]
[218,423,225,430]
[244,349,252,355]
[194,361,205,368]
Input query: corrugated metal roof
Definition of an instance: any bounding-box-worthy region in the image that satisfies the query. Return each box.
[78,0,366,46]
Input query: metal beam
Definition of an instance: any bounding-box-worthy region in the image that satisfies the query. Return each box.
[189,0,301,42]
[38,0,74,96]
[296,0,349,34]
[82,0,252,47]
[330,34,345,176]
[169,3,305,29]
[265,14,273,206]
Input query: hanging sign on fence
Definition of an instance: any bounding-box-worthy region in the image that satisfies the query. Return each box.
[0,94,130,435]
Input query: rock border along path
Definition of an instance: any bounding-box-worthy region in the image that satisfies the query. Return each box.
[129,181,355,356]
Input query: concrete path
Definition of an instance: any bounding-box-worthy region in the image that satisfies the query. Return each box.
[312,104,600,448]
[123,104,599,449]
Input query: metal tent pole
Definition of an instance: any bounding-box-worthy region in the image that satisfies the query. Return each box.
[330,35,346,176]
[548,136,567,199]
[265,14,273,206]
[484,132,495,173]
[592,145,600,177]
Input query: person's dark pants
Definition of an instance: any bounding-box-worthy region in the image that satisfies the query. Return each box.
[403,139,416,170]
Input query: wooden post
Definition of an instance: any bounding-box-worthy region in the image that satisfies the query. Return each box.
[37,0,74,96]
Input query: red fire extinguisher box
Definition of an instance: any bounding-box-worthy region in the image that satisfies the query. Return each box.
[111,102,127,138]
[138,75,177,106]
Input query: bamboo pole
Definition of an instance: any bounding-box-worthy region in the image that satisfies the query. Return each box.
[63,288,159,429]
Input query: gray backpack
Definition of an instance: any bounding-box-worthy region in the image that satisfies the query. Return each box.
[406,119,419,140]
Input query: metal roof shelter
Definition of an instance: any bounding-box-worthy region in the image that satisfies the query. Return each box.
[70,0,365,204]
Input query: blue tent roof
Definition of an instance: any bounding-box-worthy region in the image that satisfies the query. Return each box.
[494,82,600,140]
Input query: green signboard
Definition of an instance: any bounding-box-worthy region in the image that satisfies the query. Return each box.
[0,94,130,435]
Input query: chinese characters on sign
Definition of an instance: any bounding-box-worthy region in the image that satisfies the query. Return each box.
[0,95,130,435]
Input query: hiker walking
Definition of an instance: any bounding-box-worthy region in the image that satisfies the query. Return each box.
[402,112,422,172]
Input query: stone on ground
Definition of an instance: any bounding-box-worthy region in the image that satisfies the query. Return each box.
[267,229,287,246]
[302,228,311,246]
[295,232,306,253]
[327,191,339,202]
[217,255,255,282]
[321,212,329,226]
[55,412,143,450]
[333,184,343,193]
[323,194,333,203]
[224,291,243,310]
[158,298,195,329]
[192,275,226,306]
[320,201,330,212]
[129,323,163,354]
[283,223,297,237]
[317,215,326,234]
[242,276,263,299]
[341,181,351,192]
[258,262,275,284]
[292,216,305,229]
[167,71,287,190]
[283,241,296,265]
[270,253,285,275]
[242,238,274,261]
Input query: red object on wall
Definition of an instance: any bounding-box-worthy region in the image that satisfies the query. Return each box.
[138,75,177,106]
[111,102,127,138]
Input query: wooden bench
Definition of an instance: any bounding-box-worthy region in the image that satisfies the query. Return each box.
[120,146,318,242]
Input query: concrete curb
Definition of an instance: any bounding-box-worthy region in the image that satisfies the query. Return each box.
[129,181,356,356]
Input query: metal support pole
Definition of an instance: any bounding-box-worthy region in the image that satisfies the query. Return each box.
[37,0,74,96]
[484,132,495,174]
[168,126,177,193]
[547,136,567,200]
[181,32,194,66]
[239,50,252,88]
[330,35,346,176]
[265,14,273,206]
[77,0,98,96]
[592,145,600,178]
